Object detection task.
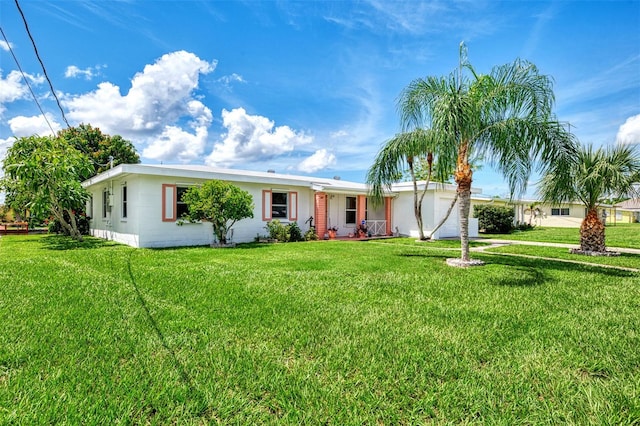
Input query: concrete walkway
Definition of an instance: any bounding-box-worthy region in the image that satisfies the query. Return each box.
[477,238,640,255]
[471,238,640,273]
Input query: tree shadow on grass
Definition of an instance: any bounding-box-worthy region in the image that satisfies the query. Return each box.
[396,249,636,287]
[475,252,637,285]
[39,235,122,251]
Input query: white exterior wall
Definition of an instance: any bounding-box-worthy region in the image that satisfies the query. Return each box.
[392,190,478,239]
[88,176,145,247]
[87,173,317,248]
[83,165,480,247]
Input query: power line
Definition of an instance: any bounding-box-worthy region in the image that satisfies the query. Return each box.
[0,25,57,135]
[14,0,70,129]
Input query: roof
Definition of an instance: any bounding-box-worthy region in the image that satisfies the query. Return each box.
[83,163,369,193]
[82,163,464,195]
[615,198,640,211]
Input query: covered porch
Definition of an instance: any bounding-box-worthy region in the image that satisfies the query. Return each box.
[312,191,393,240]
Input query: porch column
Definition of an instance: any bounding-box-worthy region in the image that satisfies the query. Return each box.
[315,192,327,238]
[385,197,393,235]
[356,195,367,226]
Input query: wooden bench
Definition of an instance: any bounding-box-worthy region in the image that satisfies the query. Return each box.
[0,222,29,235]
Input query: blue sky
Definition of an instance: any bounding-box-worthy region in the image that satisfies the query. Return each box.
[1,0,639,198]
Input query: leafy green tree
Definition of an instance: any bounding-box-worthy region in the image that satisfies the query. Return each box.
[1,135,93,240]
[58,124,140,177]
[182,180,254,245]
[398,43,576,264]
[0,204,10,222]
[538,143,640,253]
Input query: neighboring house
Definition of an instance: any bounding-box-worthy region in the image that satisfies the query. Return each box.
[508,199,621,227]
[614,199,640,223]
[81,164,478,248]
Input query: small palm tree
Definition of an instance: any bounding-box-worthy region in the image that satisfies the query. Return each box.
[399,43,576,264]
[367,129,449,240]
[524,202,541,225]
[538,143,640,253]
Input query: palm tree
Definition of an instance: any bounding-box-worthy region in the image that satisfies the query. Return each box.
[538,143,640,253]
[367,128,452,240]
[399,43,576,265]
[524,202,541,225]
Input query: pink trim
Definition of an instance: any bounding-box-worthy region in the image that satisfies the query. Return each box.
[262,190,272,221]
[162,184,177,222]
[289,191,298,221]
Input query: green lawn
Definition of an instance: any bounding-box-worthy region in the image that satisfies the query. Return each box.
[484,244,640,271]
[1,235,639,424]
[479,223,640,249]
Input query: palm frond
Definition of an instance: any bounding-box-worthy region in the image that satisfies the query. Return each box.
[366,129,436,204]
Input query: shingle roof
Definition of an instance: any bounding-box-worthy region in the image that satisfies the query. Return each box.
[614,199,640,210]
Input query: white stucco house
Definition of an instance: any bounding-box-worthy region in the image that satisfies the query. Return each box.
[509,199,623,227]
[81,164,479,248]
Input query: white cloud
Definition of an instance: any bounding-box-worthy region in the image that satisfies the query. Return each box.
[143,125,209,163]
[217,73,245,86]
[616,114,640,145]
[297,149,336,173]
[0,40,13,51]
[8,113,61,137]
[0,136,16,162]
[205,107,312,167]
[63,51,216,161]
[65,65,104,80]
[0,70,28,115]
[0,136,12,202]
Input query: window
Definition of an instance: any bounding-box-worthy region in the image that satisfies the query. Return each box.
[272,192,288,218]
[176,187,189,218]
[551,208,569,216]
[102,189,109,218]
[162,184,191,221]
[121,185,128,219]
[345,196,356,224]
[262,190,298,221]
[88,196,94,220]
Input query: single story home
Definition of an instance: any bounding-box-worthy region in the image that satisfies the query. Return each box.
[509,199,623,227]
[81,164,479,248]
[614,198,640,223]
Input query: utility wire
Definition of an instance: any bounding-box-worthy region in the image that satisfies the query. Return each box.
[0,25,57,135]
[14,0,70,129]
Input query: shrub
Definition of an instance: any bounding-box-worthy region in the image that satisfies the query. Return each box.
[304,227,318,241]
[287,221,304,242]
[473,204,514,234]
[264,220,310,242]
[514,221,535,231]
[265,219,289,242]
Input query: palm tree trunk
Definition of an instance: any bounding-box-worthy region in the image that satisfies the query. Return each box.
[418,152,434,240]
[580,208,606,252]
[408,158,426,240]
[458,186,472,261]
[428,192,458,239]
[454,146,473,262]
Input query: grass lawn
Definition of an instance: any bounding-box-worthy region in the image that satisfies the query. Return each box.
[483,244,640,271]
[1,235,639,423]
[479,223,640,249]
